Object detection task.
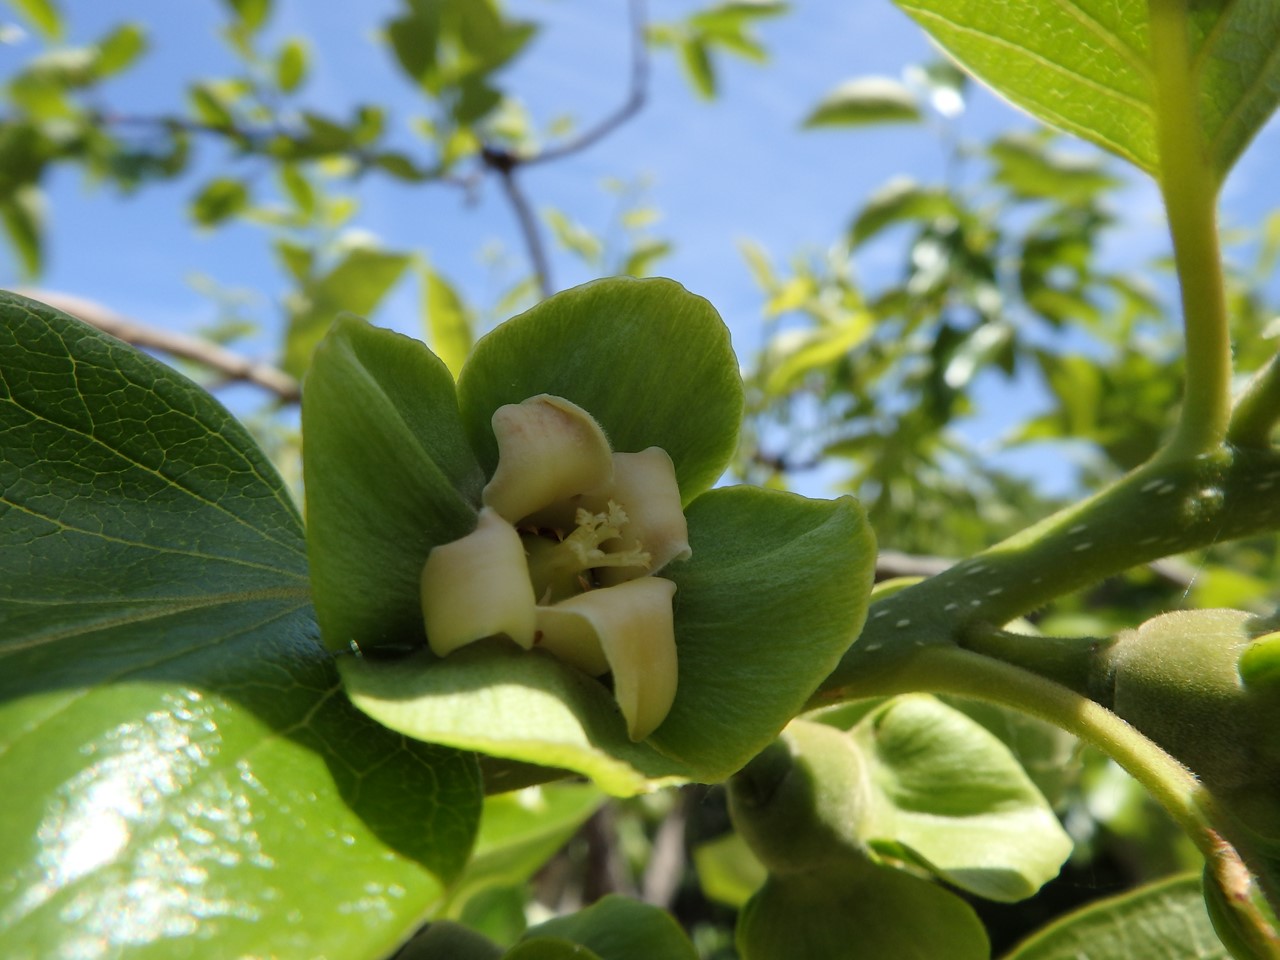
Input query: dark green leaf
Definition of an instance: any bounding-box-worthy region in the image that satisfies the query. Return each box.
[522,895,698,960]
[0,292,482,958]
[1003,873,1228,960]
[398,921,505,960]
[804,77,921,128]
[191,176,249,226]
[505,939,602,960]
[303,316,484,654]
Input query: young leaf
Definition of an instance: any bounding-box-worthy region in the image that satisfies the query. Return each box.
[849,177,958,248]
[0,292,482,958]
[803,77,921,128]
[422,264,475,378]
[8,0,62,40]
[276,37,309,92]
[191,176,249,226]
[93,23,148,78]
[851,695,1073,902]
[1003,873,1229,960]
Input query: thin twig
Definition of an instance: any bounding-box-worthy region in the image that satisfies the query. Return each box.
[15,288,301,403]
[487,149,555,299]
[525,0,649,167]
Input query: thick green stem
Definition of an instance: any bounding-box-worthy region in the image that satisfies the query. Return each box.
[1150,0,1233,459]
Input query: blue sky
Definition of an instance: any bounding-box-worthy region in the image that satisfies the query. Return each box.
[4,0,1280,494]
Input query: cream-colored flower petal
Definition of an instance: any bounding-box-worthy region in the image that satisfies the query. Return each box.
[534,605,611,677]
[591,448,691,586]
[421,507,537,656]
[482,395,614,524]
[538,577,678,741]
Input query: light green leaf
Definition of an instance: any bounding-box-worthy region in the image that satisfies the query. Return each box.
[850,696,1072,902]
[693,833,768,908]
[1,184,44,277]
[737,862,989,960]
[276,37,309,92]
[422,265,475,378]
[303,316,483,653]
[1003,873,1228,960]
[522,895,698,960]
[989,133,1120,203]
[221,0,270,33]
[0,292,482,958]
[895,0,1280,183]
[680,38,716,99]
[94,23,148,78]
[850,177,958,247]
[340,644,692,796]
[457,277,743,506]
[191,176,249,226]
[283,247,412,376]
[763,316,873,395]
[8,0,61,39]
[803,77,921,128]
[446,783,604,918]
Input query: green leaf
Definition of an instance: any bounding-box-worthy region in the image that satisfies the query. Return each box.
[191,176,249,226]
[1,184,44,277]
[457,277,743,505]
[850,695,1073,902]
[649,489,874,778]
[505,939,603,960]
[522,895,698,960]
[8,0,62,39]
[340,644,692,797]
[423,265,475,378]
[94,23,148,78]
[850,177,959,248]
[803,77,921,128]
[221,0,271,33]
[446,783,604,918]
[737,863,989,960]
[282,247,412,376]
[303,316,484,654]
[894,0,1280,182]
[0,293,482,958]
[1003,873,1228,960]
[693,832,768,908]
[276,37,309,93]
[680,38,716,99]
[399,921,505,960]
[989,133,1120,204]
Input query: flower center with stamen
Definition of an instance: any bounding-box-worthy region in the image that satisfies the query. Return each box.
[523,501,652,604]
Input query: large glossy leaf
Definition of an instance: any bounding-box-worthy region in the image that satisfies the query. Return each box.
[523,895,698,960]
[457,277,743,505]
[895,0,1280,183]
[0,292,482,957]
[1002,873,1228,960]
[850,695,1073,902]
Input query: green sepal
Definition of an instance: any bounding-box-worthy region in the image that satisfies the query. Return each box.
[736,862,989,960]
[0,293,483,959]
[521,894,699,960]
[397,921,505,960]
[339,644,693,797]
[650,488,876,779]
[456,277,743,505]
[504,939,603,960]
[1004,872,1230,960]
[850,695,1073,902]
[303,315,484,652]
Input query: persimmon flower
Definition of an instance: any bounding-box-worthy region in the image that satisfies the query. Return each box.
[420,394,690,741]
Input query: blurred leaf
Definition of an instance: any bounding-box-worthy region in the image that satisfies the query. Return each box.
[188,80,240,127]
[680,38,716,99]
[544,208,603,266]
[989,133,1119,204]
[8,0,61,39]
[850,176,958,247]
[276,37,308,92]
[621,239,672,278]
[1002,873,1228,960]
[689,1,789,33]
[693,832,768,908]
[283,247,413,376]
[1,184,43,277]
[221,0,271,33]
[274,238,314,282]
[804,77,921,128]
[278,164,315,216]
[191,176,249,226]
[764,315,872,395]
[422,264,475,378]
[523,895,699,960]
[94,23,148,78]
